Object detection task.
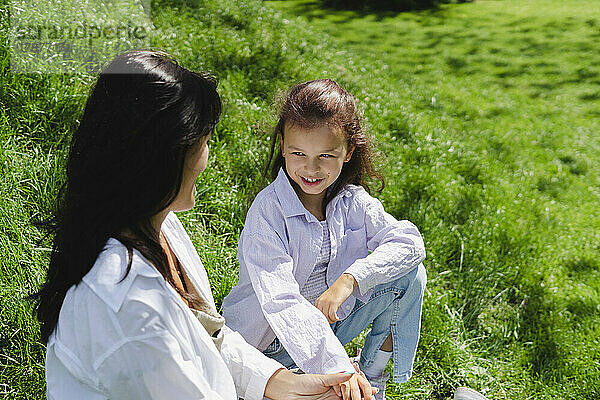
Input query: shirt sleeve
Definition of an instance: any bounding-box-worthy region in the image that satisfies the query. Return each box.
[240,231,355,375]
[345,193,426,295]
[220,325,284,400]
[95,330,230,400]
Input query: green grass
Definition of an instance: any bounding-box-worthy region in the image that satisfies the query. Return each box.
[1,0,600,398]
[268,1,600,398]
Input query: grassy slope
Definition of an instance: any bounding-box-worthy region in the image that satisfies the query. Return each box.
[1,0,599,398]
[0,0,362,397]
[268,1,600,399]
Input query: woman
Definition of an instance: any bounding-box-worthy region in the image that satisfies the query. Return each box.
[35,50,362,399]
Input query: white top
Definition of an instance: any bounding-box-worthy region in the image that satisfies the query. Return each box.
[299,220,330,305]
[45,212,283,400]
[222,169,426,376]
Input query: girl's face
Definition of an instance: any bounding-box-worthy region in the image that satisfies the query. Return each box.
[281,123,353,202]
[170,133,211,212]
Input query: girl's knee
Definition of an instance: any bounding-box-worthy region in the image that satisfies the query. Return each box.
[397,264,426,297]
[414,263,427,292]
[384,264,426,295]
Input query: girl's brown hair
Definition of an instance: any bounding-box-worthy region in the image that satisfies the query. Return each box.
[266,79,384,207]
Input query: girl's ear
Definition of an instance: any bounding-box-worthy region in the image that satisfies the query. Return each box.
[280,136,285,157]
[344,144,355,162]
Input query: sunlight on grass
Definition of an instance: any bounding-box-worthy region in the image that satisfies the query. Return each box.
[1,0,599,398]
[268,1,600,398]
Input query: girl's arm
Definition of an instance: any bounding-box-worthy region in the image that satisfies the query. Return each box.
[239,230,355,376]
[314,272,358,323]
[344,190,426,297]
[315,190,426,322]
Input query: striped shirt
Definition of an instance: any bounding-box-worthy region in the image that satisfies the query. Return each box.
[300,220,330,304]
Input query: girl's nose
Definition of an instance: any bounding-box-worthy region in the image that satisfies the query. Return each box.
[306,157,320,172]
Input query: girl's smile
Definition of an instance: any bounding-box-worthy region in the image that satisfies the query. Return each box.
[301,176,324,185]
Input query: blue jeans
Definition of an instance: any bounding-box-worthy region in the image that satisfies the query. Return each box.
[263,264,427,383]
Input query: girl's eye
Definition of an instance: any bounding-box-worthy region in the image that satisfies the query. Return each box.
[320,154,334,158]
[292,152,305,157]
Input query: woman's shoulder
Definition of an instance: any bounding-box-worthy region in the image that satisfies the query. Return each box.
[49,239,173,376]
[80,239,165,314]
[57,239,165,323]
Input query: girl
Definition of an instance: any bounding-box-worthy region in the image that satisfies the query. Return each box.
[223,79,427,400]
[37,51,357,400]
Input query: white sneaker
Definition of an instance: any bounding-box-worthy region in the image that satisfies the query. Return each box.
[454,387,489,400]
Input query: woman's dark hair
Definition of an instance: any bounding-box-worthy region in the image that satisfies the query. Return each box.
[34,50,221,343]
[266,79,384,207]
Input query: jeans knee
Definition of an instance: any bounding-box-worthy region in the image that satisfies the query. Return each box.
[374,264,427,299]
[414,264,427,293]
[394,264,426,299]
[394,264,427,292]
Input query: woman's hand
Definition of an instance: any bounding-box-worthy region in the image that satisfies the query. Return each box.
[265,369,352,399]
[315,273,358,323]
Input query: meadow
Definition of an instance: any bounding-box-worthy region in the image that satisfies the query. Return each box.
[1,0,599,398]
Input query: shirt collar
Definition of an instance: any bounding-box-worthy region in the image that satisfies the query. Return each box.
[82,238,161,313]
[272,168,352,221]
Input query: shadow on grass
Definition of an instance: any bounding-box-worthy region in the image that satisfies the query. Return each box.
[559,155,588,176]
[566,296,599,326]
[564,252,599,273]
[518,280,563,381]
[535,176,566,198]
[268,0,458,22]
[579,91,600,101]
[529,81,559,90]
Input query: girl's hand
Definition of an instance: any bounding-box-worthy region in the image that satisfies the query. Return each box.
[336,371,377,400]
[315,273,357,323]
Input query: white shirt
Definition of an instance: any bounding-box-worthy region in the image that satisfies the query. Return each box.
[45,212,282,400]
[222,169,426,376]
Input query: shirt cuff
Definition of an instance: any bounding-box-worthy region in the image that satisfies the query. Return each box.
[244,357,284,400]
[322,354,355,375]
[344,260,373,296]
